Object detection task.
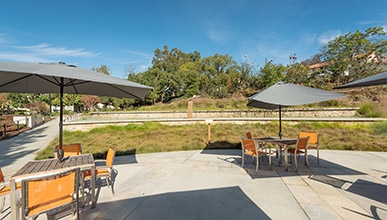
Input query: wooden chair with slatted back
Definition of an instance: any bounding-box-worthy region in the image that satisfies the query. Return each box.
[299,131,319,164]
[84,146,116,194]
[21,168,80,220]
[95,146,116,188]
[54,143,82,158]
[284,136,310,172]
[241,138,272,173]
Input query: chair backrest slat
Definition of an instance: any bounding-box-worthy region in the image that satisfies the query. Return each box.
[297,136,309,150]
[54,143,82,158]
[22,168,79,217]
[246,132,252,139]
[106,146,116,167]
[299,132,318,145]
[0,168,4,183]
[241,138,256,152]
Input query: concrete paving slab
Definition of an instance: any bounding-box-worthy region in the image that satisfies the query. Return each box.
[1,119,387,220]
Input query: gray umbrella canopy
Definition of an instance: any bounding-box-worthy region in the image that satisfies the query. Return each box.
[0,62,153,159]
[247,81,346,138]
[0,62,152,99]
[334,71,387,89]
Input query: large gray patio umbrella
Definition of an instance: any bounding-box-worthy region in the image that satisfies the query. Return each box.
[0,62,153,159]
[334,71,387,89]
[247,81,346,139]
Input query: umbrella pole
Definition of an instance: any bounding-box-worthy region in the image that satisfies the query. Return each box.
[57,77,64,161]
[59,78,63,149]
[279,105,282,139]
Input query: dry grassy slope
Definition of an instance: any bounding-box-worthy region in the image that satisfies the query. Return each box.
[338,86,387,116]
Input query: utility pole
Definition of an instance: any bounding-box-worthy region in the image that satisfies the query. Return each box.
[289,53,297,65]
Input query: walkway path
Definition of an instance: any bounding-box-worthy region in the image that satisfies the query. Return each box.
[0,117,59,176]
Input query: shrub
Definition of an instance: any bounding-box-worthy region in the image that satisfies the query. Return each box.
[371,121,387,136]
[357,103,382,118]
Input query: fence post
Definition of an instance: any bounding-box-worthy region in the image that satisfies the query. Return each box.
[3,124,6,139]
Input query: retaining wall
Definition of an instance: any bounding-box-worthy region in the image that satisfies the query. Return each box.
[90,108,358,119]
[63,108,368,132]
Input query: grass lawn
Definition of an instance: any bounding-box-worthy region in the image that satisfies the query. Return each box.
[35,121,387,160]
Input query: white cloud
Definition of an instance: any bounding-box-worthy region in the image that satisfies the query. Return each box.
[300,33,318,47]
[124,50,153,59]
[318,30,342,44]
[0,41,100,63]
[206,20,235,43]
[0,52,53,63]
[0,33,13,44]
[14,44,100,57]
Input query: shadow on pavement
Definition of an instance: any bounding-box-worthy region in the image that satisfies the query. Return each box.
[84,186,270,220]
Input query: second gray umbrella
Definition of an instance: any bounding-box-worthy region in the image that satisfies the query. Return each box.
[247,81,346,138]
[334,71,387,89]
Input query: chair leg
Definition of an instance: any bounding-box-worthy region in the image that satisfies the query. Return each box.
[317,149,320,164]
[80,174,85,207]
[305,150,309,168]
[284,150,289,171]
[0,197,5,212]
[294,153,298,172]
[255,157,259,173]
[241,152,245,168]
[106,175,110,188]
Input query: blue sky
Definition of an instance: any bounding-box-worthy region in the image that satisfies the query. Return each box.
[1,0,387,78]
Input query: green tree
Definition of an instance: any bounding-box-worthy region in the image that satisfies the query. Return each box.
[179,62,201,98]
[256,62,286,89]
[321,27,387,85]
[51,94,81,111]
[200,54,240,98]
[91,65,111,75]
[239,60,257,92]
[285,63,309,85]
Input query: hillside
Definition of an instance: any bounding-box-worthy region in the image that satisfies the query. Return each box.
[138,86,387,117]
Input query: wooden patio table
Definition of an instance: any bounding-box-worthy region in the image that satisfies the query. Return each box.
[10,154,96,220]
[255,137,297,166]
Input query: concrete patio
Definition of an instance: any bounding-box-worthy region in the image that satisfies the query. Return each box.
[1,118,386,219]
[75,149,387,219]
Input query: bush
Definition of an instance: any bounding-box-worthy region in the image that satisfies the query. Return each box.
[357,103,382,118]
[371,121,387,136]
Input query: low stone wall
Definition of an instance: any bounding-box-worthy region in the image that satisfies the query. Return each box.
[90,107,358,119]
[63,108,365,132]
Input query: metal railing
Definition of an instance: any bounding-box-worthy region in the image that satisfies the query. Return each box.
[0,119,25,140]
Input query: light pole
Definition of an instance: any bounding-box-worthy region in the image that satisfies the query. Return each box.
[205,119,213,146]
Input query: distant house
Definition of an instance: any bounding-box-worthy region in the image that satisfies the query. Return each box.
[308,53,387,77]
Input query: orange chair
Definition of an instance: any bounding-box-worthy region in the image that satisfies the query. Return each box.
[241,138,272,173]
[95,146,116,188]
[246,132,270,156]
[0,168,22,212]
[284,136,310,171]
[84,146,116,193]
[299,131,319,164]
[54,143,82,158]
[21,168,80,219]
